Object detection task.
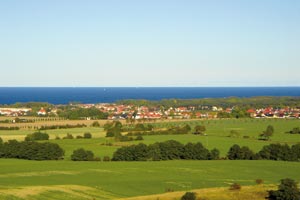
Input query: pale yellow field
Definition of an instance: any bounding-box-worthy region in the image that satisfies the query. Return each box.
[0,185,118,199]
[119,184,276,200]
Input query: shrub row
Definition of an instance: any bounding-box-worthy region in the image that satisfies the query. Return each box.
[39,124,87,130]
[126,125,192,136]
[115,135,144,142]
[0,126,20,130]
[55,132,93,140]
[70,148,111,161]
[287,127,300,134]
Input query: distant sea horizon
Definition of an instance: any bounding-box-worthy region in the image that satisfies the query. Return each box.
[0,87,300,105]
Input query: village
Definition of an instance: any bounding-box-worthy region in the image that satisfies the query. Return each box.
[0,103,300,120]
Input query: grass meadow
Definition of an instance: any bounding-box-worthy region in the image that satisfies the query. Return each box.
[0,118,300,199]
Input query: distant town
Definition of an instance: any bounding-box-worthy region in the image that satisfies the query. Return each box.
[1,103,299,120]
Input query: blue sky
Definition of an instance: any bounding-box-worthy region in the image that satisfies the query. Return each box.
[0,0,299,87]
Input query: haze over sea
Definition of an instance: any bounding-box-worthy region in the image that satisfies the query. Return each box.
[0,87,299,105]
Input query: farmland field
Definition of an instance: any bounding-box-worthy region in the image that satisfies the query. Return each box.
[0,118,300,199]
[1,118,300,158]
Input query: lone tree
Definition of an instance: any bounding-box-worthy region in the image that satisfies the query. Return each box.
[267,178,300,200]
[259,125,274,140]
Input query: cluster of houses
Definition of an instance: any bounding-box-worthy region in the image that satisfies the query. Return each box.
[77,104,214,120]
[76,104,300,120]
[0,107,50,117]
[0,108,32,116]
[247,107,300,119]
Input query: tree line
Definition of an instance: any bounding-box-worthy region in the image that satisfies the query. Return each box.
[0,126,20,130]
[227,143,300,161]
[111,141,300,162]
[116,96,300,109]
[112,140,220,161]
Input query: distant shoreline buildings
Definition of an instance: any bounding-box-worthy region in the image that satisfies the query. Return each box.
[1,103,299,120]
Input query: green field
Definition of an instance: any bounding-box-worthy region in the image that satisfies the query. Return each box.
[0,159,300,199]
[0,118,300,199]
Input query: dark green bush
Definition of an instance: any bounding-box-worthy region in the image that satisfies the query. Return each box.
[135,135,144,141]
[181,192,196,200]
[83,132,92,139]
[103,156,111,162]
[91,121,100,127]
[267,178,300,200]
[71,148,95,161]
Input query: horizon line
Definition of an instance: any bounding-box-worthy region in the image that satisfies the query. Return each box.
[0,86,300,88]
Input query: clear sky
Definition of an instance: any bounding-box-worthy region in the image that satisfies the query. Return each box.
[0,0,299,87]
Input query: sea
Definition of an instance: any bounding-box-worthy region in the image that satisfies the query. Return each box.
[0,87,300,105]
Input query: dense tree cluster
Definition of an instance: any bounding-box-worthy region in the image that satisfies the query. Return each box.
[105,121,122,137]
[227,143,300,161]
[58,107,108,120]
[0,139,64,160]
[104,121,143,141]
[218,109,250,119]
[112,140,219,161]
[106,127,121,137]
[25,131,49,141]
